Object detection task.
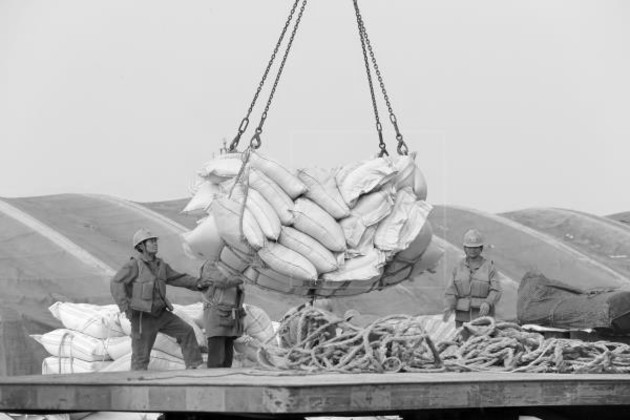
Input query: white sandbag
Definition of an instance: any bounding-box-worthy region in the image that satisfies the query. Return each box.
[42,356,112,375]
[249,151,307,199]
[197,152,243,182]
[31,329,111,362]
[340,189,394,248]
[322,248,387,282]
[248,168,294,225]
[347,225,377,257]
[374,189,431,252]
[172,306,207,348]
[181,180,221,214]
[104,336,131,360]
[172,302,204,329]
[118,312,131,336]
[336,157,396,207]
[242,303,275,344]
[105,333,186,360]
[99,349,185,372]
[218,245,250,272]
[413,164,428,200]
[211,196,265,251]
[181,213,224,260]
[292,198,346,252]
[297,168,350,219]
[397,220,434,262]
[278,227,338,274]
[231,185,282,240]
[258,242,317,281]
[48,302,125,339]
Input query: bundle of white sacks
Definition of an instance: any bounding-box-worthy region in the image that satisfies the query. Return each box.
[32,302,274,373]
[182,151,443,296]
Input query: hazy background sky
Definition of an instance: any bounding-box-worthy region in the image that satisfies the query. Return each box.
[1,0,629,215]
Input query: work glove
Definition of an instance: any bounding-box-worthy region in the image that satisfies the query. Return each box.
[442,309,453,323]
[196,278,213,290]
[479,302,491,316]
[124,308,134,319]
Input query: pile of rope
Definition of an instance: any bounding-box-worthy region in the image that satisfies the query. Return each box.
[257,308,630,374]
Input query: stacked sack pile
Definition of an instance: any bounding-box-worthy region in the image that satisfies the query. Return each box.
[32,301,277,373]
[32,301,206,373]
[181,150,443,297]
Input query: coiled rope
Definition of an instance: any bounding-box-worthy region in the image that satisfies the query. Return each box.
[257,309,630,374]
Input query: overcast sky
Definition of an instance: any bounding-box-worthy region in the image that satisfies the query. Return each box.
[1,0,629,215]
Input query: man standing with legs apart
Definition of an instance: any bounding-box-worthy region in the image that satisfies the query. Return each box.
[110,228,210,370]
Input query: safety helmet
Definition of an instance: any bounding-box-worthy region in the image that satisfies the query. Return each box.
[463,228,484,248]
[132,228,158,249]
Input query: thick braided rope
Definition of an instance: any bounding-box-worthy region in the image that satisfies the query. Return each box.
[258,311,630,374]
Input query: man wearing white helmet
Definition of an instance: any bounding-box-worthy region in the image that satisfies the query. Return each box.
[110,228,211,370]
[443,229,502,335]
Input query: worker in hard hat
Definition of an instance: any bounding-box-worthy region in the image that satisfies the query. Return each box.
[200,260,246,368]
[110,228,212,370]
[443,229,502,334]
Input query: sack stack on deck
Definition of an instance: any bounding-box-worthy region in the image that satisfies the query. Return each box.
[181,150,443,297]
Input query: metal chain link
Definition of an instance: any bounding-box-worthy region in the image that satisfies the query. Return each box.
[354,0,408,156]
[228,0,301,152]
[353,0,387,157]
[250,0,308,150]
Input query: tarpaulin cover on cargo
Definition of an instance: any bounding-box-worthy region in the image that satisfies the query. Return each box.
[517,271,630,333]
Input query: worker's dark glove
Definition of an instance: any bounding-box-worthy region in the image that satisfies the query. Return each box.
[124,308,134,319]
[479,302,491,316]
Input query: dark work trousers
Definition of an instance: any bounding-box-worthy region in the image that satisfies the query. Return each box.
[206,336,235,368]
[130,310,203,370]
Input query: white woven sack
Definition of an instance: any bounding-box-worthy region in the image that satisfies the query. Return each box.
[347,225,377,257]
[172,302,204,329]
[397,220,434,262]
[340,188,395,248]
[182,180,221,214]
[219,245,250,273]
[336,157,396,207]
[242,304,275,344]
[248,168,294,225]
[249,151,307,199]
[99,349,185,372]
[231,185,282,240]
[48,302,125,339]
[172,306,207,348]
[31,329,111,362]
[297,168,350,219]
[278,227,338,274]
[42,356,112,375]
[197,152,243,182]
[104,336,131,360]
[258,242,317,281]
[181,213,224,261]
[322,248,386,282]
[211,196,265,252]
[374,189,432,252]
[292,198,346,252]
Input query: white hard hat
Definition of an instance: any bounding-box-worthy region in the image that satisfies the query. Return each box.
[463,229,484,247]
[133,228,158,249]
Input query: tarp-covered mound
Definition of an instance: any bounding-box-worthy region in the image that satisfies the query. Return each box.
[517,271,630,333]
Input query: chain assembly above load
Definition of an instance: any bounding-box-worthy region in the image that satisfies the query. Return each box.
[228,0,408,156]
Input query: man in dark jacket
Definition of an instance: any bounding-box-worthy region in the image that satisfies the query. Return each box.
[110,228,210,370]
[200,260,246,368]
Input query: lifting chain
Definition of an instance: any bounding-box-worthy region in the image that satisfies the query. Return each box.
[250,0,308,150]
[228,0,303,153]
[353,0,409,156]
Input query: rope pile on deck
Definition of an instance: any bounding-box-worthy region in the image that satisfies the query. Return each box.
[257,308,630,374]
